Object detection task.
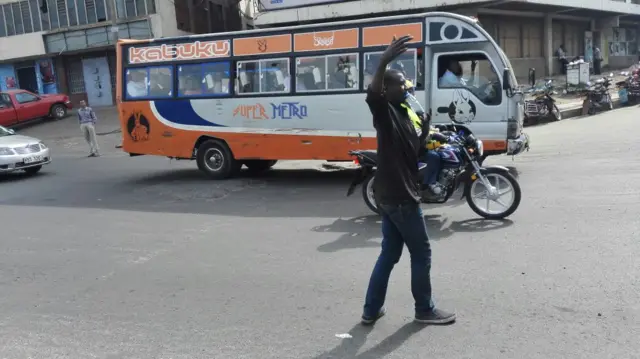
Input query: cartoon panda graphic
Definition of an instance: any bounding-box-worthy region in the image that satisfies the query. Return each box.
[447,89,477,124]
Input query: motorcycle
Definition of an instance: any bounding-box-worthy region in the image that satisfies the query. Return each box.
[346,124,522,220]
[617,71,640,106]
[585,77,613,115]
[524,80,561,124]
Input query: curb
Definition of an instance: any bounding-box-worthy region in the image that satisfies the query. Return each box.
[559,98,622,120]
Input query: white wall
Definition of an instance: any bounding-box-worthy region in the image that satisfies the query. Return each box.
[254,0,640,26]
[0,32,46,61]
[148,0,192,38]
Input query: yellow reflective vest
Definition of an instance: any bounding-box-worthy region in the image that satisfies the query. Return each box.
[400,102,442,150]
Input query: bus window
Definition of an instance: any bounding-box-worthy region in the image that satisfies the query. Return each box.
[327,54,358,90]
[295,56,326,92]
[236,58,290,95]
[178,62,231,97]
[126,66,173,99]
[295,53,358,92]
[126,68,148,98]
[363,49,418,89]
[149,67,173,98]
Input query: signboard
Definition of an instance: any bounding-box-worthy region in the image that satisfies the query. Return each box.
[128,40,230,64]
[260,0,350,11]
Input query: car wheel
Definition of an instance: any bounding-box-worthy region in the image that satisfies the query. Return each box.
[51,104,67,119]
[23,166,42,175]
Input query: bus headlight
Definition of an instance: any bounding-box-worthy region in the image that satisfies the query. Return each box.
[476,140,484,157]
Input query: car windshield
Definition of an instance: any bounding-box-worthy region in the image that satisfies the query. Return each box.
[0,125,14,137]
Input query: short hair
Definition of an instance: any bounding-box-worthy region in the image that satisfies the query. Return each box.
[383,69,404,86]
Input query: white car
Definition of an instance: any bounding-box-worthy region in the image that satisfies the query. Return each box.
[0,125,51,175]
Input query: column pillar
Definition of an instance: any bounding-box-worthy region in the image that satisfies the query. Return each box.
[543,14,553,76]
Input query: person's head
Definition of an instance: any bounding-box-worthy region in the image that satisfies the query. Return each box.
[383,69,407,105]
[448,61,462,77]
[559,44,565,50]
[79,100,87,109]
[390,61,405,75]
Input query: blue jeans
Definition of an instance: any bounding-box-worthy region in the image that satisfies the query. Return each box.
[363,202,435,317]
[423,150,442,185]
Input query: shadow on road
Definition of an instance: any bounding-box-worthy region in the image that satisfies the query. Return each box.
[1,157,522,222]
[313,322,425,359]
[314,215,514,252]
[0,171,50,183]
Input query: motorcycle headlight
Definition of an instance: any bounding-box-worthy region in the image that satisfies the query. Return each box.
[476,140,484,157]
[0,147,16,156]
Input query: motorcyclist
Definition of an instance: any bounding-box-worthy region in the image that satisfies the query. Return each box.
[403,80,451,196]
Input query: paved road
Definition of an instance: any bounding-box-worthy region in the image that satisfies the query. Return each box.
[1,109,638,358]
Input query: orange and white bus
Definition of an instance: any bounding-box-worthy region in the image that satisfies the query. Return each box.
[116,12,529,179]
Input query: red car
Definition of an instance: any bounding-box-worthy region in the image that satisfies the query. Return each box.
[0,89,73,127]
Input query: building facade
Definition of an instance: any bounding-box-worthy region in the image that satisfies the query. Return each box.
[0,0,251,106]
[253,0,640,79]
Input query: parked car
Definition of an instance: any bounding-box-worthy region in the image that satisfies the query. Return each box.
[0,125,51,175]
[0,89,72,127]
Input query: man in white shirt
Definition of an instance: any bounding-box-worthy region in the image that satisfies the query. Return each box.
[439,61,464,87]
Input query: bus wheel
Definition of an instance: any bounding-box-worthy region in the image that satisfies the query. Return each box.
[244,160,277,173]
[196,140,240,179]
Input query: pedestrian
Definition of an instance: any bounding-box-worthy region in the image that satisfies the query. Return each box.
[360,36,456,326]
[77,100,100,157]
[593,46,603,75]
[557,45,569,75]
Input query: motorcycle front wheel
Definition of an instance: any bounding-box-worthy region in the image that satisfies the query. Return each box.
[361,173,381,215]
[465,168,521,219]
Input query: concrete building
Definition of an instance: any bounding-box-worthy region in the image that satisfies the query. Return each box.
[0,0,252,106]
[253,0,640,79]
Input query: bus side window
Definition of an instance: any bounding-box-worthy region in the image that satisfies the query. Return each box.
[327,54,359,90]
[203,62,231,95]
[295,56,327,92]
[178,62,231,97]
[148,67,173,98]
[126,68,149,98]
[237,61,259,94]
[236,59,290,95]
[363,49,418,90]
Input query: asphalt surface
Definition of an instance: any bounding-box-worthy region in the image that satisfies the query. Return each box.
[1,109,639,358]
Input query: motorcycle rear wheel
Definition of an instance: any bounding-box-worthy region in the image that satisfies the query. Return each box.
[362,173,381,215]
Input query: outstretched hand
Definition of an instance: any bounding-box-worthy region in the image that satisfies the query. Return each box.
[381,35,413,66]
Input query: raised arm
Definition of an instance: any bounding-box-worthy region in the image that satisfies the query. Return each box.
[368,35,413,95]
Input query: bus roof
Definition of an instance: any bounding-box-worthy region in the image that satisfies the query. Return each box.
[118,11,479,46]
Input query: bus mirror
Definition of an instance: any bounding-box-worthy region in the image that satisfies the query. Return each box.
[502,68,512,90]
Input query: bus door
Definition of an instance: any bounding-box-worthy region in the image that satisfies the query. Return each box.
[429,48,507,144]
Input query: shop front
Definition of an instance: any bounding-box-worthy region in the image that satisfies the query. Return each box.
[0,59,60,94]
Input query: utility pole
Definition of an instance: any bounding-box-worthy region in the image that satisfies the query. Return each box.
[108,0,118,44]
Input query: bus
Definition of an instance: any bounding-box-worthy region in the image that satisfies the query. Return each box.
[116,12,529,179]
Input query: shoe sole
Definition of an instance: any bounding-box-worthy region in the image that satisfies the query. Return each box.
[361,309,386,325]
[413,314,456,325]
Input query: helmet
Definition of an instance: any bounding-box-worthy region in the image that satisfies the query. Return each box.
[405,79,415,95]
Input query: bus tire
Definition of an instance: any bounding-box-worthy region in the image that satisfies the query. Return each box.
[196,140,240,179]
[244,160,277,173]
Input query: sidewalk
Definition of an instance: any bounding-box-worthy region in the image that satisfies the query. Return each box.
[14,106,121,142]
[518,65,636,113]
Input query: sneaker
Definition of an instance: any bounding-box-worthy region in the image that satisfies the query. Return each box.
[361,307,386,325]
[414,308,456,324]
[88,153,96,157]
